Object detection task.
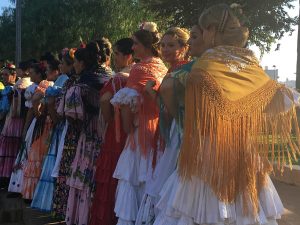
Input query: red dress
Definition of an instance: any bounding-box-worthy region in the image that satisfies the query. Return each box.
[89,74,128,225]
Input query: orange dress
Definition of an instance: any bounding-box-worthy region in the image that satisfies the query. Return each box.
[110,57,167,225]
[21,80,53,199]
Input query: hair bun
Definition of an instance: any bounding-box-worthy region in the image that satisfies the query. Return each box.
[140,22,158,33]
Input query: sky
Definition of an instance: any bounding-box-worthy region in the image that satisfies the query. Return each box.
[0,0,298,81]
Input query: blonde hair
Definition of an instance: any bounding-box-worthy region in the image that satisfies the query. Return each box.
[163,27,190,47]
[199,3,249,47]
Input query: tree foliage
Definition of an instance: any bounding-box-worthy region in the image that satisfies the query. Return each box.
[0,0,163,61]
[141,0,298,53]
[0,0,297,61]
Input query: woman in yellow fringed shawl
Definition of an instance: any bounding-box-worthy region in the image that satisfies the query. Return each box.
[153,3,300,225]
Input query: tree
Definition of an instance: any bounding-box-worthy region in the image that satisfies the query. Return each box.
[0,0,162,61]
[141,0,297,53]
[0,7,16,60]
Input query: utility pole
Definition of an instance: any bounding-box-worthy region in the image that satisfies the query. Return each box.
[296,0,300,90]
[15,0,21,65]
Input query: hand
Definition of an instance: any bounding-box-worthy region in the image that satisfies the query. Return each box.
[144,80,156,94]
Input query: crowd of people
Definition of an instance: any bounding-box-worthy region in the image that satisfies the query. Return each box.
[0,3,299,225]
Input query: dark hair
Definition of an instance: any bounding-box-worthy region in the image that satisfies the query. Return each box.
[74,42,99,70]
[58,52,63,61]
[63,54,73,66]
[3,62,16,74]
[30,63,47,80]
[95,37,112,64]
[18,60,31,71]
[114,38,134,55]
[40,52,56,63]
[133,29,161,57]
[47,59,60,71]
[28,59,38,66]
[62,48,76,66]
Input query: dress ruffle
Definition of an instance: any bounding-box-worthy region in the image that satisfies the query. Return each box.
[31,122,65,211]
[8,118,37,193]
[154,172,283,225]
[110,87,140,112]
[113,130,153,224]
[136,120,180,225]
[21,118,52,199]
[51,121,68,178]
[0,117,24,177]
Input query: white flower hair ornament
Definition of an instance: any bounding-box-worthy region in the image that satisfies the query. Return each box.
[229,3,249,26]
[139,22,158,33]
[230,3,243,15]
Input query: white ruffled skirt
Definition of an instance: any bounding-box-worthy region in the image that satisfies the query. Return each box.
[153,171,283,225]
[113,129,154,225]
[135,120,181,225]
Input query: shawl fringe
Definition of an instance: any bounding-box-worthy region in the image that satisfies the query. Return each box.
[178,69,300,216]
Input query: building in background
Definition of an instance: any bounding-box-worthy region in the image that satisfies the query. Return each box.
[282,78,296,88]
[264,66,279,81]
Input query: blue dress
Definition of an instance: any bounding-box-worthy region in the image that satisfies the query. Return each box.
[31,75,69,211]
[0,86,13,115]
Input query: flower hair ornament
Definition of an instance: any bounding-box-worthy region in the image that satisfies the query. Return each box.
[68,48,77,60]
[230,3,243,14]
[5,63,16,70]
[139,21,158,33]
[79,36,86,48]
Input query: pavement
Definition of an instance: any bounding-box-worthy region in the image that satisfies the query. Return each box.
[274,179,300,225]
[0,180,299,225]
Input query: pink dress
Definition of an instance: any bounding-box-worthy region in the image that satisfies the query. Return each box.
[65,67,110,225]
[0,78,32,178]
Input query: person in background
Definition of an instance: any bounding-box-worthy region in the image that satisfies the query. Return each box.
[21,62,54,200]
[31,56,70,211]
[153,4,298,225]
[64,40,111,225]
[135,26,192,225]
[0,63,18,187]
[110,22,168,225]
[90,37,134,225]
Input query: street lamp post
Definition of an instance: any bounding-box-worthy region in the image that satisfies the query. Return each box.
[15,0,21,65]
[296,0,300,90]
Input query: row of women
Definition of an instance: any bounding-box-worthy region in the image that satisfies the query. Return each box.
[0,4,299,225]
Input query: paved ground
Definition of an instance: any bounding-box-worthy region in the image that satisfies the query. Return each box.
[0,179,299,225]
[274,180,300,225]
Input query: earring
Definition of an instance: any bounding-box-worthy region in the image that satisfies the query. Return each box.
[211,37,215,47]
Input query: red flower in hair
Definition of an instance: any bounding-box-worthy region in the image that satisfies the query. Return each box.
[79,36,86,48]
[6,63,16,69]
[80,42,86,48]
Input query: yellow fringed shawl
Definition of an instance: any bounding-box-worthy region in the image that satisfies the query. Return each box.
[178,46,300,215]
